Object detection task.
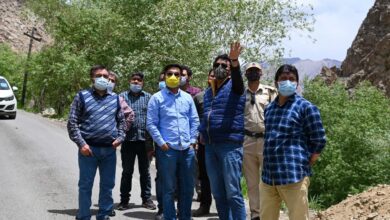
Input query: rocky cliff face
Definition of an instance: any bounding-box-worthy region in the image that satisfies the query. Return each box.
[341,0,390,97]
[0,0,50,53]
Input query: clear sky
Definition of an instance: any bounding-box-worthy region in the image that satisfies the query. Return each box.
[284,0,375,61]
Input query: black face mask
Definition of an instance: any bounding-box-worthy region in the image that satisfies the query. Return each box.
[214,65,228,80]
[246,70,261,81]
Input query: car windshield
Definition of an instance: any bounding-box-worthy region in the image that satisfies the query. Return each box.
[0,79,10,90]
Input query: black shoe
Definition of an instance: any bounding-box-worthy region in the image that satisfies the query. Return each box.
[116,202,130,210]
[192,205,210,217]
[155,210,164,220]
[251,217,260,220]
[109,210,116,217]
[142,199,157,210]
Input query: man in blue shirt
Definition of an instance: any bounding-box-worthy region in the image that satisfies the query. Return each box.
[67,65,126,220]
[199,42,246,220]
[147,64,200,220]
[260,64,326,220]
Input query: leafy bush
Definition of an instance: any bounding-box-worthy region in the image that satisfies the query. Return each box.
[304,80,390,208]
[0,44,25,89]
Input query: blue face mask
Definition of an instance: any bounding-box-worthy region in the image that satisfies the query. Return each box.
[107,82,115,93]
[158,81,166,90]
[179,76,187,87]
[278,80,297,97]
[130,83,142,93]
[94,77,109,91]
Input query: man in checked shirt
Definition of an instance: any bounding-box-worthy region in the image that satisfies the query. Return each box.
[260,64,326,220]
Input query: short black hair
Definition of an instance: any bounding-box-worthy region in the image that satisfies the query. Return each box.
[162,64,183,75]
[130,71,144,80]
[90,65,106,77]
[274,64,299,82]
[213,54,232,67]
[181,65,193,77]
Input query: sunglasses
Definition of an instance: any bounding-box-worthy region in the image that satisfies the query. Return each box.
[166,71,180,77]
[213,63,228,69]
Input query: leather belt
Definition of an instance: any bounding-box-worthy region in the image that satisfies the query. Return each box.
[244,129,264,138]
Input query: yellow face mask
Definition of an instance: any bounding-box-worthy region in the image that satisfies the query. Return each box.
[165,75,180,88]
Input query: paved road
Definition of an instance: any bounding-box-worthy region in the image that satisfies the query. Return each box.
[0,111,222,220]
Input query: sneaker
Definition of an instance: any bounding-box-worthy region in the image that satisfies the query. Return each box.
[142,199,157,210]
[155,210,164,220]
[116,202,130,210]
[109,210,116,217]
[192,205,210,217]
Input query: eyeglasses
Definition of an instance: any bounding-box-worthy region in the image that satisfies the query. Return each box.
[250,93,256,105]
[166,71,180,77]
[213,63,228,69]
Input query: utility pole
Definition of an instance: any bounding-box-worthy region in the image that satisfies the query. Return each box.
[21,27,41,108]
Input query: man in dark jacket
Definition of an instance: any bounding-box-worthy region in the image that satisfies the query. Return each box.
[199,42,246,220]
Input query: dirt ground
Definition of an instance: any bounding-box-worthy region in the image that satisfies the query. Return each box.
[313,184,390,220]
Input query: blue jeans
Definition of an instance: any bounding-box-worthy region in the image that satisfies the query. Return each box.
[205,143,246,220]
[77,146,116,220]
[156,147,195,220]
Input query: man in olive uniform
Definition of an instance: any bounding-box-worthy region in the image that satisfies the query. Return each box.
[243,62,277,220]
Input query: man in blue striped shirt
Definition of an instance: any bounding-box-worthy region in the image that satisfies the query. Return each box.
[67,65,126,220]
[260,64,326,220]
[147,64,200,220]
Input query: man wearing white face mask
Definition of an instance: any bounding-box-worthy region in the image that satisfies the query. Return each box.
[67,65,126,220]
[108,71,134,133]
[260,64,326,220]
[179,65,202,97]
[117,72,156,211]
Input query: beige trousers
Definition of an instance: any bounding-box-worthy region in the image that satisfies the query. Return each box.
[243,135,264,219]
[260,177,310,220]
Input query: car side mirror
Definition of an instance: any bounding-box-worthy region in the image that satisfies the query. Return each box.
[12,86,18,92]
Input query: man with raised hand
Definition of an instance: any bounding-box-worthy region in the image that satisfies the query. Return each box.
[199,42,246,220]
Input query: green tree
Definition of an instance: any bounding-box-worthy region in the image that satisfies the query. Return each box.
[112,0,314,91]
[24,0,313,115]
[304,80,390,208]
[0,44,25,90]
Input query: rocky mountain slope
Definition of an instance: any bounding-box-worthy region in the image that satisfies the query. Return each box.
[0,0,50,53]
[340,0,390,97]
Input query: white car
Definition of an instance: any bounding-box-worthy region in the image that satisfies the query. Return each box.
[0,76,17,119]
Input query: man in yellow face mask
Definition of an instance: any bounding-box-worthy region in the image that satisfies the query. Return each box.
[147,64,200,220]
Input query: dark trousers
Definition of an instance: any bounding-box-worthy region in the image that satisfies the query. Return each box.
[119,140,152,203]
[197,143,212,207]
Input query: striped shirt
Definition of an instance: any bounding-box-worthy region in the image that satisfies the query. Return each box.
[67,88,126,148]
[120,90,151,141]
[262,93,326,185]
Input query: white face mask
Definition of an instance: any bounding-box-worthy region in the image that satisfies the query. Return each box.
[107,82,115,93]
[180,76,187,87]
[94,77,109,91]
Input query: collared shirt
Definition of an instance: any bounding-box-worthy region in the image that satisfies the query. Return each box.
[146,88,200,150]
[244,84,277,133]
[120,90,151,141]
[186,85,202,97]
[67,87,126,148]
[262,93,326,185]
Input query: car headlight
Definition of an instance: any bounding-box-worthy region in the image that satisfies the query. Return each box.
[2,95,15,101]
